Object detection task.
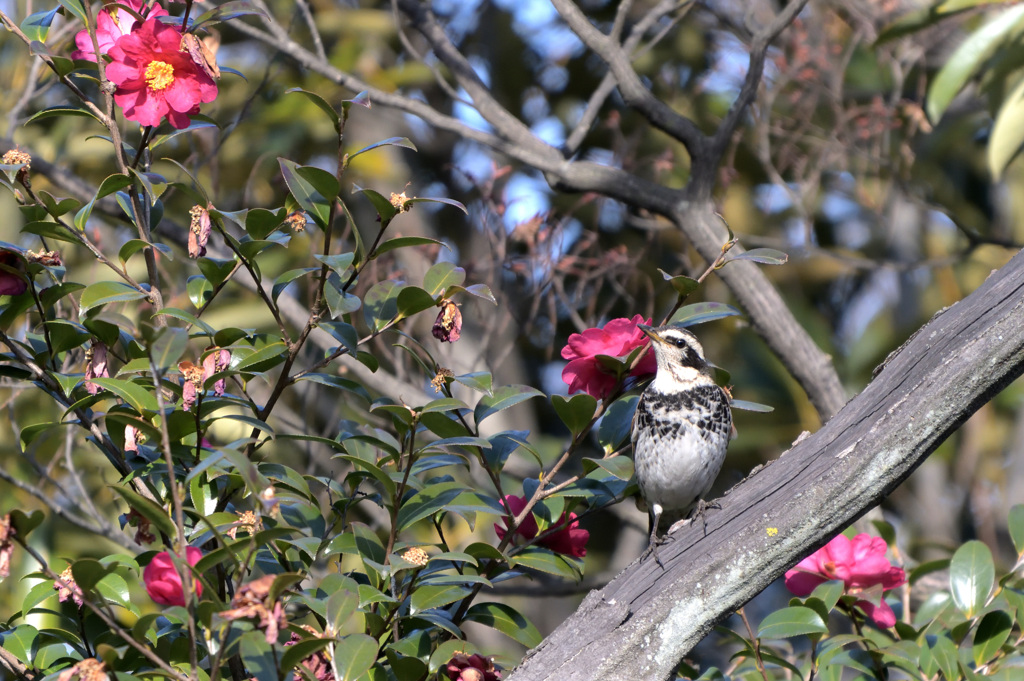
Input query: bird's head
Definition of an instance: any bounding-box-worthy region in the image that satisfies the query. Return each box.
[638,324,712,386]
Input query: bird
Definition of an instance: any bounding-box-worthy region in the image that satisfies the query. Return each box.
[631,324,732,566]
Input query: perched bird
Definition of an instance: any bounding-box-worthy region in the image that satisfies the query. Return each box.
[631,324,732,566]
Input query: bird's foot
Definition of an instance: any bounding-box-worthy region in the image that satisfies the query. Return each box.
[667,498,720,536]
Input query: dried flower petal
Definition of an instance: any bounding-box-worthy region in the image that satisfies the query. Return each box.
[85,342,109,395]
[55,565,85,607]
[432,299,462,343]
[188,205,212,258]
[0,515,14,579]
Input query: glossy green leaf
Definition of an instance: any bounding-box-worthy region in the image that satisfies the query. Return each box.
[79,281,148,314]
[973,609,1012,666]
[109,485,175,540]
[285,88,341,132]
[659,269,700,297]
[354,186,398,224]
[396,286,437,319]
[333,634,378,681]
[191,1,269,30]
[927,4,1024,124]
[551,393,597,437]
[950,540,994,618]
[464,602,542,648]
[233,342,287,372]
[730,399,774,413]
[153,307,216,337]
[240,630,277,681]
[396,482,464,531]
[405,196,468,214]
[44,319,90,354]
[446,283,497,304]
[757,606,828,639]
[349,136,417,160]
[474,384,544,425]
[148,326,189,371]
[279,159,338,230]
[669,302,742,327]
[1010,504,1024,555]
[989,74,1024,180]
[21,7,59,43]
[326,577,360,633]
[597,394,639,453]
[423,262,466,297]
[725,247,788,265]
[198,257,238,288]
[9,509,44,538]
[410,584,471,614]
[57,0,87,23]
[85,377,157,413]
[454,371,492,395]
[510,547,581,580]
[363,279,403,330]
[187,275,213,309]
[927,635,959,681]
[373,235,445,258]
[245,208,285,240]
[117,239,172,266]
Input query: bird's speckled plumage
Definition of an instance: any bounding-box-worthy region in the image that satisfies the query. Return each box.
[631,324,731,561]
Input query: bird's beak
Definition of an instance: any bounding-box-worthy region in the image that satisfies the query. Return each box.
[638,324,664,344]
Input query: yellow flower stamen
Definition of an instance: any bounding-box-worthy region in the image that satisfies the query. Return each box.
[145,61,175,91]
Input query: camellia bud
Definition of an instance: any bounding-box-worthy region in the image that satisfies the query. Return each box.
[432,299,462,343]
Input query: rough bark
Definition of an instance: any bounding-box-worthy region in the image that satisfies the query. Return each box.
[508,250,1024,681]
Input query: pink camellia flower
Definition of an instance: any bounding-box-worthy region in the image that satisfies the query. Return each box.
[71,0,167,61]
[179,347,229,411]
[143,547,203,606]
[106,16,218,129]
[785,533,906,628]
[444,652,501,681]
[0,250,27,296]
[494,495,589,558]
[560,314,657,399]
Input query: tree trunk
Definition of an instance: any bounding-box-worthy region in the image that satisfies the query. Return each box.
[508,249,1024,681]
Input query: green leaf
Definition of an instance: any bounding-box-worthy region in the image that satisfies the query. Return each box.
[597,394,639,453]
[314,253,355,277]
[757,605,828,639]
[454,371,492,395]
[9,509,44,538]
[57,0,87,24]
[1009,505,1024,556]
[285,88,341,132]
[244,208,286,239]
[326,577,360,633]
[973,609,1012,666]
[324,276,362,318]
[396,483,464,531]
[950,540,994,618]
[281,638,334,676]
[21,7,59,42]
[927,635,960,681]
[240,630,277,681]
[44,319,90,354]
[410,584,472,614]
[26,105,104,127]
[187,275,213,309]
[333,634,378,681]
[354,186,398,224]
[659,269,700,297]
[808,579,845,612]
[191,1,269,30]
[148,327,189,371]
[423,262,466,297]
[118,239,172,266]
[396,286,437,319]
[989,74,1024,180]
[373,235,445,258]
[551,393,597,437]
[74,174,133,231]
[446,283,497,304]
[79,281,148,314]
[197,257,238,287]
[927,4,1024,124]
[464,602,542,648]
[279,159,338,230]
[234,342,288,372]
[109,486,175,540]
[510,547,581,580]
[405,196,468,214]
[669,302,742,327]
[474,384,544,425]
[349,136,417,160]
[725,247,788,265]
[730,399,774,413]
[153,307,216,337]
[363,279,403,331]
[0,625,37,664]
[85,377,158,413]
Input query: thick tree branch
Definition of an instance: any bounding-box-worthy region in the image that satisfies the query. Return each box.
[509,249,1024,680]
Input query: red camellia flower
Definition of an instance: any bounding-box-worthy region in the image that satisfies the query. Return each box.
[71,0,167,61]
[444,652,501,681]
[560,314,657,399]
[494,495,589,558]
[785,533,906,628]
[105,17,218,129]
[143,547,204,606]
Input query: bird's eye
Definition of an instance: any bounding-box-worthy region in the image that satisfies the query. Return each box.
[673,338,688,348]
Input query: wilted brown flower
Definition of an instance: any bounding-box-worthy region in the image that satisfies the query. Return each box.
[27,250,62,267]
[389,191,410,213]
[84,342,109,395]
[401,547,429,567]
[286,627,334,681]
[431,367,454,393]
[432,299,462,343]
[55,565,84,607]
[188,204,212,258]
[123,507,155,545]
[227,510,262,539]
[221,574,286,644]
[285,211,308,232]
[57,658,107,681]
[0,514,14,579]
[2,149,31,186]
